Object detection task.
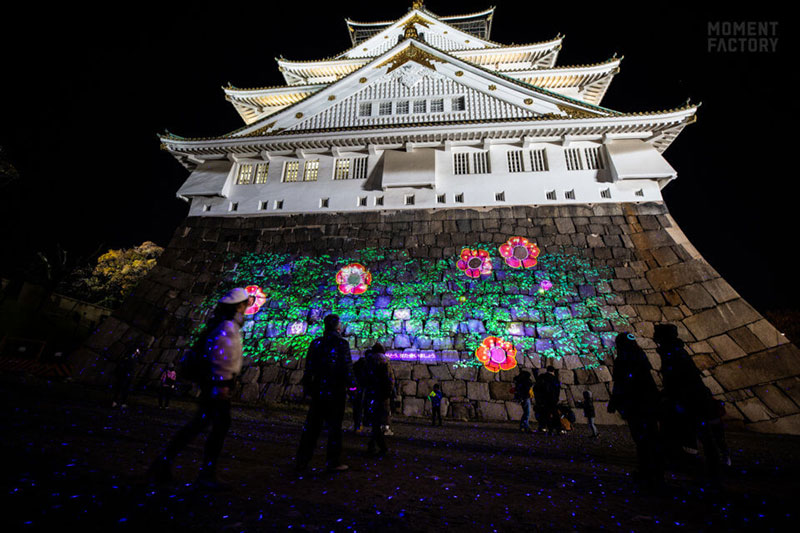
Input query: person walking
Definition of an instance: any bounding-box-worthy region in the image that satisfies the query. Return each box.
[654,323,726,481]
[148,288,252,489]
[158,363,177,409]
[112,347,140,409]
[428,384,445,426]
[579,390,599,438]
[512,370,534,433]
[608,332,664,490]
[295,314,354,472]
[363,344,393,456]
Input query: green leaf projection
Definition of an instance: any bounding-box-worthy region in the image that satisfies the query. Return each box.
[190,244,630,369]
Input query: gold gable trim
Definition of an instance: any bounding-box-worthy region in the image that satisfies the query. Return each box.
[374,43,444,73]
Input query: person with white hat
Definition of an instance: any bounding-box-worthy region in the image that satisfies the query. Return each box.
[149,287,253,489]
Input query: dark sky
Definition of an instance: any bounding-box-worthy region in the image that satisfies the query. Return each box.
[1,1,795,314]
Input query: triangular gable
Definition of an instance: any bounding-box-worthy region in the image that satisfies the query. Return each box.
[337,9,498,60]
[230,39,612,139]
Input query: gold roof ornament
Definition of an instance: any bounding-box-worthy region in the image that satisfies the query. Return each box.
[404,24,418,40]
[412,1,424,10]
[375,43,444,73]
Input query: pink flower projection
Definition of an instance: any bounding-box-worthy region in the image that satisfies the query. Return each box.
[336,263,372,295]
[475,336,518,373]
[539,280,553,292]
[457,248,493,278]
[498,236,540,269]
[244,285,267,315]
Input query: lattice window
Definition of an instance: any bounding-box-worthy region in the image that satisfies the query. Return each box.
[431,98,444,113]
[359,102,372,117]
[507,150,524,173]
[405,194,415,205]
[565,189,575,200]
[303,160,319,181]
[455,193,464,203]
[635,189,644,197]
[584,147,605,170]
[358,196,367,207]
[353,157,368,179]
[334,159,350,180]
[236,163,253,184]
[375,196,384,206]
[413,100,426,113]
[529,149,548,172]
[546,190,557,200]
[452,96,466,112]
[600,188,611,199]
[283,161,300,182]
[396,101,409,114]
[453,153,470,175]
[275,200,284,209]
[254,163,269,184]
[495,192,505,202]
[379,102,392,116]
[473,151,489,174]
[437,194,446,204]
[565,148,584,171]
[320,198,329,208]
[259,200,269,210]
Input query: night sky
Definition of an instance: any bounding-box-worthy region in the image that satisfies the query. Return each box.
[1,1,795,314]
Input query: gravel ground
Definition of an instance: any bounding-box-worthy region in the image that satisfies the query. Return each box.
[1,374,798,532]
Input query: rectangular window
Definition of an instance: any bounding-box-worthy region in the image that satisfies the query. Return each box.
[379,101,392,116]
[396,101,409,114]
[375,196,384,206]
[452,96,466,112]
[454,193,464,203]
[236,164,253,184]
[254,163,269,184]
[453,153,469,175]
[320,198,329,208]
[635,189,644,197]
[437,194,446,204]
[358,196,367,207]
[353,157,368,179]
[303,159,319,181]
[359,102,372,117]
[283,161,300,182]
[472,151,489,174]
[431,98,444,112]
[334,158,350,180]
[565,148,584,171]
[507,150,524,173]
[565,189,575,200]
[203,204,212,212]
[275,200,284,210]
[546,190,557,201]
[495,192,505,202]
[600,188,611,199]
[229,202,238,212]
[259,200,269,210]
[405,194,415,205]
[584,147,604,170]
[413,100,426,114]
[529,149,548,172]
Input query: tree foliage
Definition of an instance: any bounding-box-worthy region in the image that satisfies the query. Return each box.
[88,241,163,306]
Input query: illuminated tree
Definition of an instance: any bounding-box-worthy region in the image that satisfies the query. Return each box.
[88,241,163,307]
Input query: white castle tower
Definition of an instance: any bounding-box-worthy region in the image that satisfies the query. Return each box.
[160,2,697,216]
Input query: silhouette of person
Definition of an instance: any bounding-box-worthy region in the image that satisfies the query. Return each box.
[295,314,354,472]
[608,332,664,489]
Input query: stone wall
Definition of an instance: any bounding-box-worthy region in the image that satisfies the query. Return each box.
[70,203,800,434]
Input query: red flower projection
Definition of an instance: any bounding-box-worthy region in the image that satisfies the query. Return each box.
[244,285,267,315]
[475,336,518,372]
[498,236,540,269]
[336,263,372,295]
[456,248,493,278]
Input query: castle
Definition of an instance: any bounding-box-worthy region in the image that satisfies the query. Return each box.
[73,3,800,433]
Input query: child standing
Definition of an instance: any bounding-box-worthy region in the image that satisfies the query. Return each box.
[428,384,445,426]
[581,390,599,438]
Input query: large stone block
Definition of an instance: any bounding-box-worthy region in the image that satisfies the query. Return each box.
[735,397,775,422]
[707,334,747,361]
[429,364,453,380]
[645,259,716,292]
[752,384,800,417]
[453,366,478,381]
[240,383,260,403]
[746,413,800,435]
[713,344,800,391]
[240,366,260,384]
[701,278,739,304]
[403,397,425,417]
[682,299,762,341]
[481,401,508,421]
[416,379,437,398]
[449,401,474,421]
[399,379,417,396]
[776,377,800,407]
[412,364,431,379]
[505,401,523,421]
[677,283,717,311]
[467,381,490,401]
[441,380,466,398]
[747,319,789,349]
[489,381,514,401]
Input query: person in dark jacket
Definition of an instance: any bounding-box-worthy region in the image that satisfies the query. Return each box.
[654,323,726,480]
[295,314,354,472]
[513,370,534,433]
[363,344,392,456]
[428,383,446,426]
[579,390,599,438]
[350,351,368,433]
[608,332,664,489]
[112,348,140,408]
[534,366,561,433]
